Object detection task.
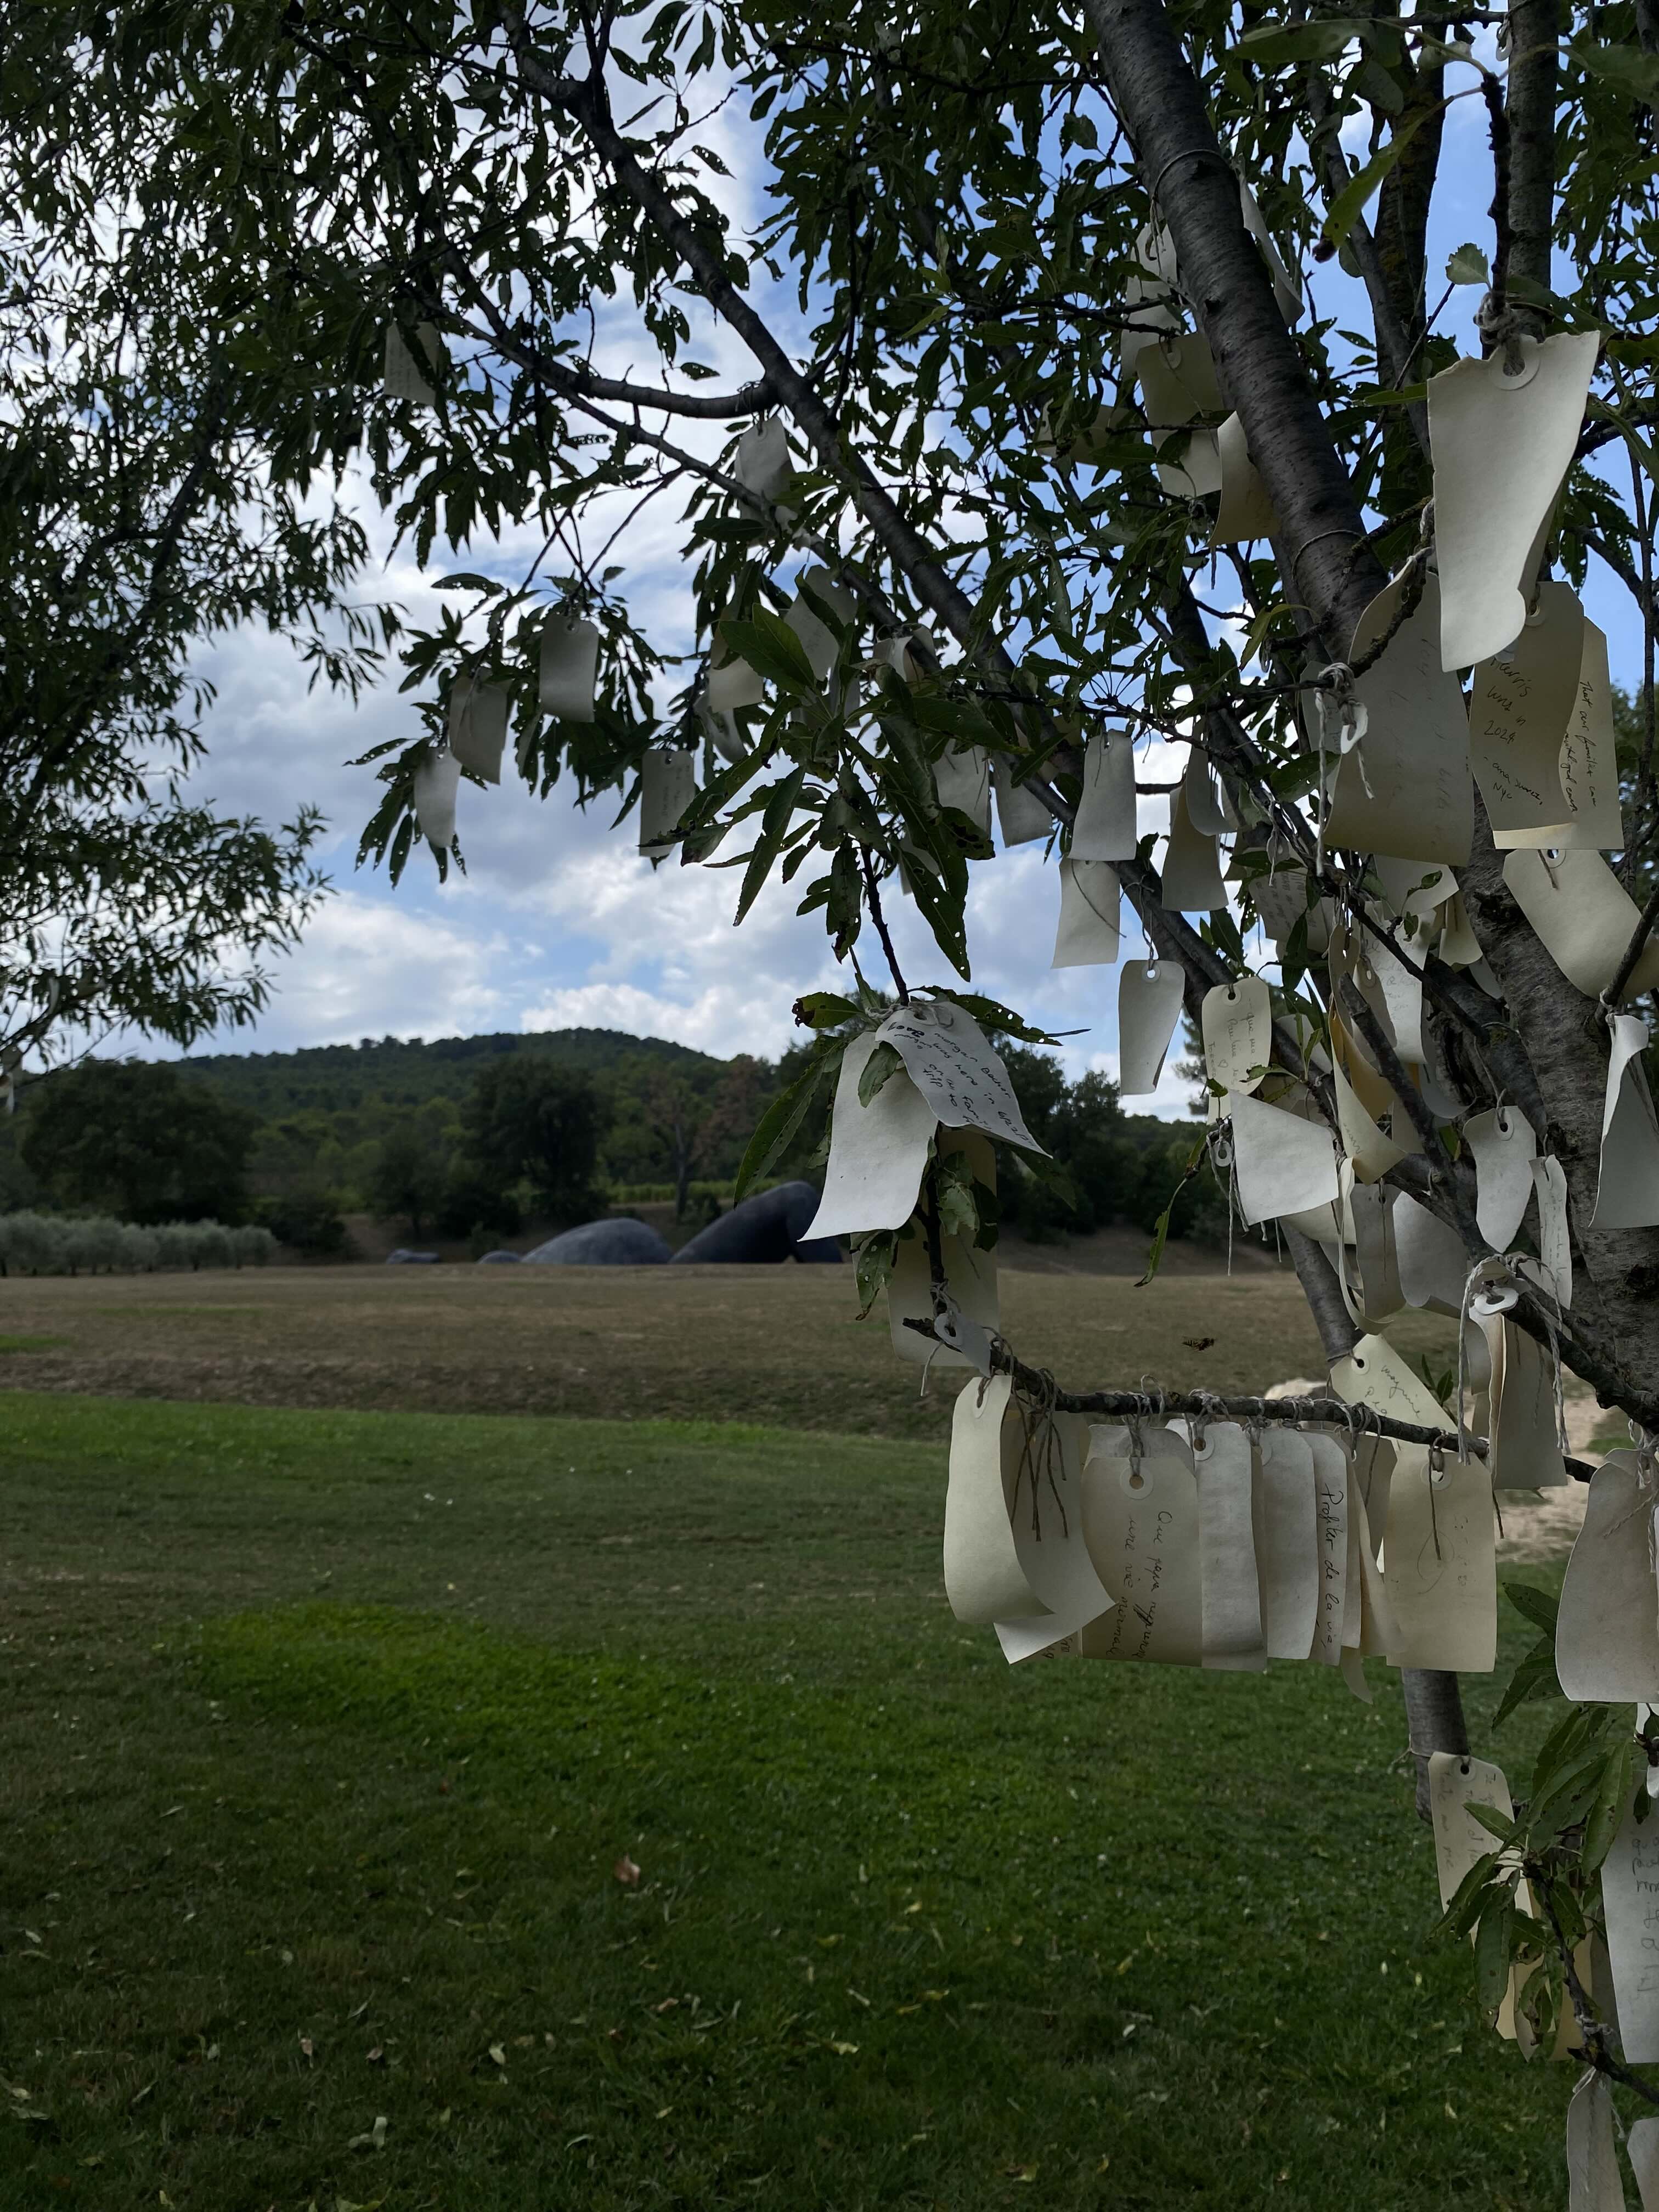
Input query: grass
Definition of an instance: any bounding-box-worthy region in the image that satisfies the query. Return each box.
[2,1390,1573,2210]
[0,1333,67,1353]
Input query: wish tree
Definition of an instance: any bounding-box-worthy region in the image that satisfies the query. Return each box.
[30,0,1659,2182]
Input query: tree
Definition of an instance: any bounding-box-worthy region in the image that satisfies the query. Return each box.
[367,1118,449,1242]
[37,0,1659,2151]
[21,1060,254,1223]
[461,1062,603,1226]
[637,1056,776,1217]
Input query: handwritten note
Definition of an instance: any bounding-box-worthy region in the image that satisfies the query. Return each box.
[1470,581,1584,845]
[1200,977,1271,1098]
[1079,1426,1203,1665]
[804,1030,935,1240]
[995,1408,1118,1663]
[639,748,697,857]
[1305,1429,1349,1666]
[881,1000,1045,1153]
[383,321,443,407]
[1556,620,1626,850]
[1257,1428,1319,1661]
[1598,1765,1659,2063]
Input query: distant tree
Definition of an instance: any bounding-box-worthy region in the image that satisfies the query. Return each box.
[257,1189,349,1259]
[21,1060,253,1223]
[367,1118,449,1242]
[435,1163,522,1244]
[642,1057,776,1217]
[462,1062,602,1226]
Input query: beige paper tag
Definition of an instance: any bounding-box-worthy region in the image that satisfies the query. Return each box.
[708,624,767,711]
[882,1000,1045,1153]
[1052,859,1121,968]
[1383,1450,1497,1672]
[1471,580,1584,845]
[1481,1314,1568,1490]
[785,566,855,679]
[1565,2068,1624,2212]
[1593,1014,1659,1231]
[1530,1155,1573,1308]
[944,1374,1047,1626]
[1192,1421,1265,1669]
[734,416,793,506]
[1256,1428,1319,1661]
[1160,786,1228,912]
[539,614,600,723]
[992,756,1054,847]
[1555,1453,1659,1702]
[1182,745,1236,837]
[1503,845,1659,1001]
[1079,1427,1203,1664]
[1210,411,1279,544]
[1071,734,1138,861]
[935,745,992,836]
[1229,1090,1340,1226]
[1331,1331,1452,1431]
[1595,1763,1659,2064]
[446,675,512,783]
[1118,960,1186,1096]
[805,1031,935,1240]
[1554,619,1626,850]
[1324,572,1474,865]
[1394,1193,1469,1312]
[1306,1429,1350,1666]
[383,321,443,405]
[639,747,697,857]
[995,1410,1118,1663]
[1427,1751,1514,1906]
[1200,977,1271,1098]
[411,750,460,850]
[1630,2116,1659,2210]
[1464,1105,1537,1250]
[1334,1063,1408,1184]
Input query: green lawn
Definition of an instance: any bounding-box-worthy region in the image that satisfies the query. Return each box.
[2,1393,1571,2209]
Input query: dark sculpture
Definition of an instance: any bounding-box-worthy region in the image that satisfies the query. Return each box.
[523,1218,672,1266]
[669,1180,840,1265]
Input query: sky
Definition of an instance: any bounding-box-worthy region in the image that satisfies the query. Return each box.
[159,33,1639,1109]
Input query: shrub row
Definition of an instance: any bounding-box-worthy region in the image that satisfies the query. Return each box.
[0,1212,277,1276]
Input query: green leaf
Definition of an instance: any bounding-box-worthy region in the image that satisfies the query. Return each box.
[733,1053,830,1203]
[1322,103,1448,250]
[1491,1634,1561,1730]
[1435,1848,1500,1940]
[1582,1742,1634,1875]
[735,765,806,926]
[1575,42,1659,104]
[854,1230,899,1319]
[1235,19,1356,63]
[717,612,816,693]
[793,991,864,1031]
[857,1039,905,1108]
[1502,1579,1560,1635]
[1474,1888,1515,2013]
[1464,1800,1519,1844]
[1444,242,1490,287]
[435,572,505,594]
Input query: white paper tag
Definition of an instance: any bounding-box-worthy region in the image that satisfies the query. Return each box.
[383,321,443,406]
[447,677,511,783]
[1210,411,1279,544]
[786,566,856,679]
[1160,786,1228,912]
[1471,580,1585,846]
[1331,1332,1452,1431]
[935,745,992,835]
[412,750,460,849]
[944,1374,1047,1625]
[1395,1193,1468,1311]
[1306,1428,1350,1666]
[539,614,600,722]
[1200,977,1271,1098]
[734,415,792,505]
[1117,960,1186,1096]
[1229,1090,1339,1226]
[1593,1014,1659,1230]
[1595,1765,1659,2064]
[1428,331,1601,670]
[708,623,767,711]
[881,1000,1045,1154]
[1334,1063,1408,1184]
[995,1408,1118,1663]
[1079,1426,1203,1664]
[1504,845,1659,1001]
[1383,1449,1497,1672]
[1071,733,1138,861]
[1256,1427,1319,1661]
[992,757,1053,847]
[1556,1453,1659,1701]
[1052,859,1121,968]
[1465,1105,1537,1251]
[1481,1314,1569,1490]
[1555,619,1627,850]
[1350,1182,1404,1322]
[1192,1422,1265,1668]
[805,1031,936,1240]
[1630,2115,1659,2210]
[1324,572,1474,865]
[639,748,697,857]
[1566,2068,1623,2212]
[1530,1155,1573,1308]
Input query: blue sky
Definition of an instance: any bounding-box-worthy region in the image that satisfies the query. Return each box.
[167,37,1638,1105]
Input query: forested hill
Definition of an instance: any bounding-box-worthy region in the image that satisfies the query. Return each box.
[171,1027,722,1119]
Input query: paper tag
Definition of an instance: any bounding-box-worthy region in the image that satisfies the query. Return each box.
[1183,745,1236,837]
[1482,1315,1569,1489]
[412,751,460,849]
[708,623,767,711]
[1504,847,1659,1001]
[805,1031,936,1240]
[1351,1472,1401,1654]
[935,745,992,836]
[1630,2117,1659,2210]
[1210,411,1279,544]
[1331,1333,1451,1431]
[1359,934,1426,1066]
[1306,1429,1350,1666]
[995,1409,1118,1663]
[1427,1751,1515,1905]
[1239,178,1302,323]
[1555,620,1626,850]
[887,1132,999,1372]
[1118,960,1186,1096]
[1052,859,1121,968]
[1334,1063,1408,1184]
[1071,734,1138,861]
[1428,332,1602,670]
[1531,1155,1573,1308]
[734,416,792,505]
[447,677,511,783]
[992,757,1053,846]
[383,321,442,406]
[639,748,697,857]
[881,1000,1045,1154]
[1192,1422,1265,1668]
[786,567,855,679]
[1256,1428,1319,1661]
[1160,786,1228,912]
[1556,1453,1659,1700]
[1596,1765,1659,2064]
[944,1374,1047,1625]
[1394,1193,1470,1311]
[1465,1105,1537,1251]
[1350,1182,1404,1323]
[1566,2069,1623,2212]
[1230,1090,1339,1226]
[539,614,600,723]
[1324,573,1474,865]
[1079,1427,1203,1665]
[1383,1449,1497,1672]
[1593,1014,1659,1230]
[1471,581,1585,845]
[1200,977,1271,1098]
[1374,856,1454,924]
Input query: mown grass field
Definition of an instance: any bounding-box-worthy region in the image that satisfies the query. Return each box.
[1,1361,1579,2212]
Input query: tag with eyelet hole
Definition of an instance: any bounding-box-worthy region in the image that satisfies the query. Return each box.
[1383,1448,1496,1673]
[1077,1427,1202,1666]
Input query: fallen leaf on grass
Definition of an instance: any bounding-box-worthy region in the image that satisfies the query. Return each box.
[1002,2163,1038,2182]
[654,1997,679,2015]
[613,1855,641,1887]
[487,2044,506,2068]
[298,2036,314,2062]
[828,2041,859,2056]
[347,2115,388,2152]
[1182,1336,1216,1351]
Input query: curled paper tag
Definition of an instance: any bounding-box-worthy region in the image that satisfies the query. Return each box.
[1256,1428,1319,1661]
[887,1133,1000,1372]
[1052,859,1121,968]
[1333,1062,1407,1185]
[995,1409,1118,1663]
[539,614,600,723]
[1593,1014,1659,1231]
[1199,977,1271,1099]
[1135,334,1224,490]
[411,750,460,850]
[1229,1089,1339,1226]
[696,697,744,766]
[1324,573,1473,866]
[1117,959,1186,1096]
[1331,1331,1452,1431]
[1239,177,1302,323]
[1555,1452,1659,1702]
[1252,865,1332,952]
[1503,845,1659,1001]
[1594,1762,1659,2064]
[383,321,443,406]
[944,1374,1047,1625]
[1159,786,1228,912]
[1427,331,1602,670]
[992,756,1053,846]
[1383,1448,1497,1673]
[1071,733,1138,861]
[708,623,766,711]
[1350,1182,1404,1323]
[1191,1422,1265,1669]
[805,1030,935,1240]
[1182,744,1236,838]
[447,678,510,784]
[733,415,793,506]
[1373,856,1454,924]
[1209,411,1279,544]
[1079,1426,1203,1665]
[1479,1314,1569,1490]
[1306,1429,1350,1667]
[934,744,992,836]
[1565,2069,1623,2212]
[1528,1155,1572,1308]
[1556,619,1626,850]
[785,566,856,679]
[1470,580,1584,846]
[1358,933,1426,1066]
[1464,1105,1537,1250]
[881,999,1045,1154]
[639,747,697,858]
